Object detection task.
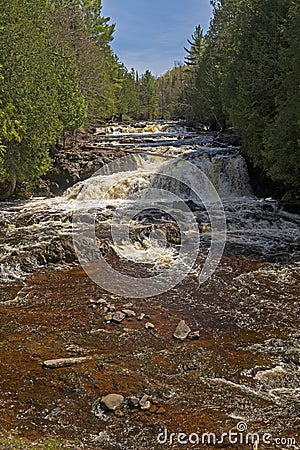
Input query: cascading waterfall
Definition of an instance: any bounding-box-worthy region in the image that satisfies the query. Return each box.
[0,121,299,283]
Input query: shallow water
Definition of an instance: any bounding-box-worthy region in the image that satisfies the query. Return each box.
[0,121,299,448]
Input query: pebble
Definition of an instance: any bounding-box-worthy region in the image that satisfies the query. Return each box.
[139,395,151,410]
[122,309,136,318]
[145,322,155,330]
[112,311,125,323]
[114,410,125,417]
[137,313,145,321]
[128,396,140,408]
[188,331,200,340]
[107,304,116,312]
[149,405,158,413]
[123,302,133,308]
[101,394,124,411]
[104,313,113,322]
[156,407,166,414]
[173,320,191,341]
[97,299,108,305]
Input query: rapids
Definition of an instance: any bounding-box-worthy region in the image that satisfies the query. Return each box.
[0,121,299,448]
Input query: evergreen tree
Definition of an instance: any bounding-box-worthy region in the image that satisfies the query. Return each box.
[184,26,206,66]
[0,0,62,194]
[139,70,158,120]
[262,1,300,187]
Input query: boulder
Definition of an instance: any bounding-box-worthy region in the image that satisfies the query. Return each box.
[101,394,124,411]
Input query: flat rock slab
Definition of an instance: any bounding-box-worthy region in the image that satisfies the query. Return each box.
[42,357,89,369]
[173,320,191,341]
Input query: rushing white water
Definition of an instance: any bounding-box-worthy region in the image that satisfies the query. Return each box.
[0,120,299,282]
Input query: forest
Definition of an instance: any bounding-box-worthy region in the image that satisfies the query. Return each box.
[0,0,299,201]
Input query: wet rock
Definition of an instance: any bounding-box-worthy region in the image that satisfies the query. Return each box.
[128,396,140,408]
[42,357,89,369]
[101,394,124,411]
[137,313,145,321]
[145,322,155,330]
[122,309,136,318]
[112,311,126,323]
[188,331,200,340]
[173,320,191,341]
[139,395,151,410]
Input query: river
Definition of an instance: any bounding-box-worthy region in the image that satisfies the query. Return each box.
[0,121,299,449]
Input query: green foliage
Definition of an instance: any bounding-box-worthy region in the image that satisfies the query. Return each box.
[139,70,158,120]
[158,0,299,194]
[216,0,299,189]
[116,66,140,120]
[0,430,82,449]
[184,26,206,66]
[262,1,300,187]
[0,0,62,182]
[156,64,188,118]
[0,0,123,196]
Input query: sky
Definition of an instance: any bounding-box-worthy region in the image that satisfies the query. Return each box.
[102,0,213,76]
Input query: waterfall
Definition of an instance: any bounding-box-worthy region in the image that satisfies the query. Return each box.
[66,149,252,204]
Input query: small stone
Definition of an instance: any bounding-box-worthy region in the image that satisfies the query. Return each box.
[123,302,133,308]
[173,320,191,341]
[141,401,151,410]
[103,307,109,313]
[101,394,124,411]
[107,304,116,312]
[114,410,125,417]
[128,396,139,408]
[188,331,200,340]
[145,322,155,330]
[156,407,166,415]
[97,299,108,305]
[122,309,136,318]
[112,311,126,323]
[137,313,145,321]
[149,405,158,413]
[152,399,159,405]
[139,394,151,410]
[104,313,113,322]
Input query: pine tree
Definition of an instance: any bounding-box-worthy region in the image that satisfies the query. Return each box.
[184,26,206,66]
[0,0,62,195]
[139,71,158,120]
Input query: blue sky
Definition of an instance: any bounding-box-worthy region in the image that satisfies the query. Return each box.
[102,0,213,76]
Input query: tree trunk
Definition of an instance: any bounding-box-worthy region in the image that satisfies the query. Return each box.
[0,172,17,200]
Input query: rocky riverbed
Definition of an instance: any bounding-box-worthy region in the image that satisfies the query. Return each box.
[0,121,299,449]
